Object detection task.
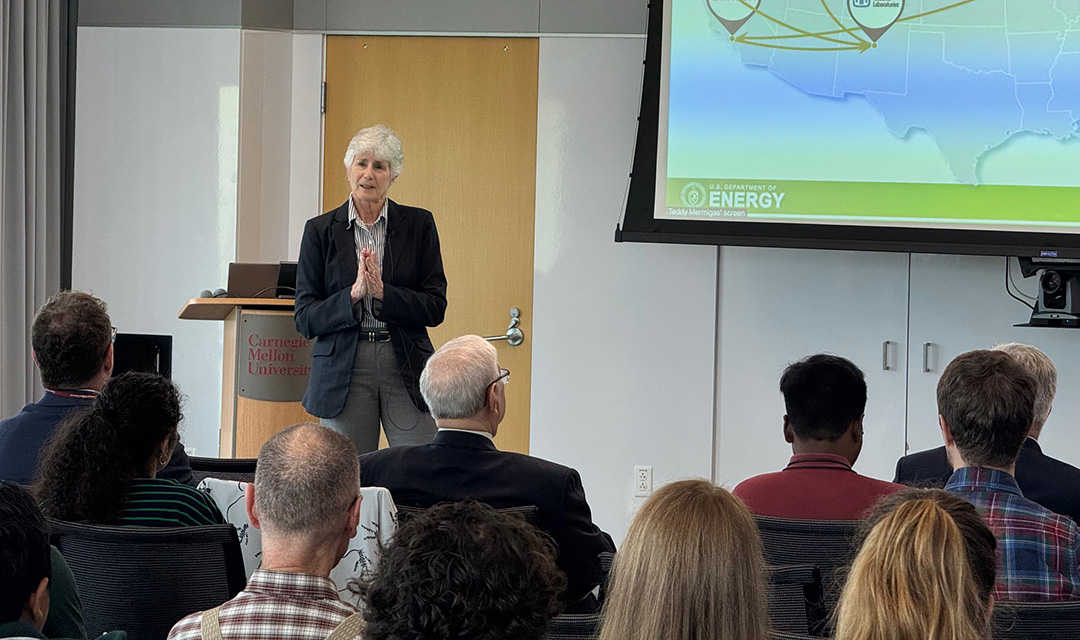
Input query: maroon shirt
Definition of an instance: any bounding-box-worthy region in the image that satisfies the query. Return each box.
[733,453,903,520]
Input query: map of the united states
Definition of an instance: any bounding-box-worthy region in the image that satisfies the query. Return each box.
[707,0,1080,184]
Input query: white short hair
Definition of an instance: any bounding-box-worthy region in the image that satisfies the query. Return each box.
[343,125,404,178]
[992,342,1057,431]
[420,335,500,420]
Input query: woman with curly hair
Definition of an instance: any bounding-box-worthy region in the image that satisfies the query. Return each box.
[597,479,771,640]
[834,488,996,640]
[361,500,565,640]
[35,372,224,527]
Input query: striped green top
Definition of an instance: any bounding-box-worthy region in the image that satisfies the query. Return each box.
[114,478,226,527]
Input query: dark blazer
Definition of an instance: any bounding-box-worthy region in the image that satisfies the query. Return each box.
[359,430,615,604]
[0,393,194,486]
[894,438,1080,524]
[294,199,447,418]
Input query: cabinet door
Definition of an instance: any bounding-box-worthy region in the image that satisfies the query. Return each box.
[907,254,1080,467]
[715,247,910,487]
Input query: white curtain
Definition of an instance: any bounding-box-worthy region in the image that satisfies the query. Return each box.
[1,0,68,416]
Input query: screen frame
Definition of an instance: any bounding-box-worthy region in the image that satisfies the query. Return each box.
[617,0,1080,260]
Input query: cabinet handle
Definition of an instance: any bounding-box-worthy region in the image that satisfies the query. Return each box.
[882,341,891,371]
[923,342,933,373]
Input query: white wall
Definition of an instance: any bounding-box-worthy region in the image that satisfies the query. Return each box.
[74,27,241,456]
[530,37,718,544]
[237,30,294,263]
[287,34,324,260]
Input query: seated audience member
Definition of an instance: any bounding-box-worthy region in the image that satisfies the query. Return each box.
[834,488,996,640]
[597,479,770,640]
[895,342,1080,525]
[0,483,124,640]
[733,354,902,519]
[169,423,364,640]
[361,501,564,640]
[35,373,223,527]
[357,335,614,610]
[938,349,1080,601]
[0,291,192,486]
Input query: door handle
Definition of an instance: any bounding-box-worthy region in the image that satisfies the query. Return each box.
[483,308,525,346]
[923,342,933,373]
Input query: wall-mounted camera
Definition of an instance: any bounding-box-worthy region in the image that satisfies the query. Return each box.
[1018,258,1080,327]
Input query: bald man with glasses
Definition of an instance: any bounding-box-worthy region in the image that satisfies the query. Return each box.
[358,334,614,613]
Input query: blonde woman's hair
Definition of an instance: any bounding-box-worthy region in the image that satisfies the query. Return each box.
[597,479,770,640]
[834,489,996,640]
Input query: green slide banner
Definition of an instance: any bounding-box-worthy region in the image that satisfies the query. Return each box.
[666,178,1080,228]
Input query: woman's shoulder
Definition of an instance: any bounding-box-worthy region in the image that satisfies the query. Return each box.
[306,202,350,230]
[121,479,224,524]
[387,198,433,216]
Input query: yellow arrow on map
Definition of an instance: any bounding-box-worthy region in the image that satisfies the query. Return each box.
[729,0,979,44]
[734,34,873,52]
[731,0,859,45]
[821,0,870,45]
[898,0,978,22]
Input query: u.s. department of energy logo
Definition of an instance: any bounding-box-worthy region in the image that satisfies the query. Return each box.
[680,182,708,207]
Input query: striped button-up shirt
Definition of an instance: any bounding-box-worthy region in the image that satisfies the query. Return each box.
[946,466,1080,601]
[168,570,361,640]
[348,197,387,331]
[114,478,225,527]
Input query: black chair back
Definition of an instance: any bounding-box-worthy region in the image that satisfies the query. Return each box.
[189,456,257,485]
[50,520,246,640]
[767,564,825,635]
[992,601,1080,639]
[755,515,860,634]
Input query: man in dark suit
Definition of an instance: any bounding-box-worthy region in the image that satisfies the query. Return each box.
[895,342,1080,524]
[295,125,446,453]
[0,291,192,486]
[359,335,614,611]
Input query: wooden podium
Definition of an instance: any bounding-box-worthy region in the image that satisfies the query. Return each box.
[179,298,315,457]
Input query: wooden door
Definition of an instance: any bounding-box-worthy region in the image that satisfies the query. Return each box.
[323,36,538,454]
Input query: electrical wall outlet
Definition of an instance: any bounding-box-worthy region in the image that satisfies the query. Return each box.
[634,465,653,497]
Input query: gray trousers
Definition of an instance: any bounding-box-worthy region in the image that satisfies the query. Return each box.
[320,339,437,453]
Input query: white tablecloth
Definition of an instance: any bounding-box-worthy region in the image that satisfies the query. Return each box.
[198,477,397,604]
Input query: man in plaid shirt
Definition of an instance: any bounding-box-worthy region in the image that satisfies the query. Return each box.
[939,350,1080,601]
[168,424,364,640]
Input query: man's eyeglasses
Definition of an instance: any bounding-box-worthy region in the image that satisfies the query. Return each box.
[111,326,118,343]
[488,368,510,389]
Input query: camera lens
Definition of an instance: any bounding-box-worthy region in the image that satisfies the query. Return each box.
[1042,270,1063,294]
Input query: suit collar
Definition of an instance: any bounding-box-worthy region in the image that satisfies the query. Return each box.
[384,199,403,283]
[37,391,94,408]
[1023,437,1042,455]
[431,429,498,451]
[331,200,358,281]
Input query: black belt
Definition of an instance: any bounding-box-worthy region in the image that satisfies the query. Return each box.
[359,330,391,343]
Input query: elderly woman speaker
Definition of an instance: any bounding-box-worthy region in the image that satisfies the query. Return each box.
[295,125,447,453]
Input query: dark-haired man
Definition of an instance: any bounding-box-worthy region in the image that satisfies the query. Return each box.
[0,482,124,640]
[938,349,1080,601]
[362,501,564,640]
[0,291,192,485]
[733,354,902,520]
